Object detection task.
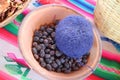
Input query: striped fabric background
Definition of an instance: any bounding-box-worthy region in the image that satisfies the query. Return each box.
[0,0,120,80]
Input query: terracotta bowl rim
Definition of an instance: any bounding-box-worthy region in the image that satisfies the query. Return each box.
[18,4,102,80]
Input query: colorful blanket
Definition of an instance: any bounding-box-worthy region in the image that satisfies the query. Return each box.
[0,0,120,80]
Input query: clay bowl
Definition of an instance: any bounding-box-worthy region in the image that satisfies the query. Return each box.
[19,4,102,80]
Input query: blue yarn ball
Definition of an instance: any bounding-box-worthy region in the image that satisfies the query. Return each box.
[55,15,94,58]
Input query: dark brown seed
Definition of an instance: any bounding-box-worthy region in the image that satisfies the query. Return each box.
[49,40,54,44]
[60,58,65,63]
[32,47,37,54]
[66,57,70,60]
[45,54,51,58]
[65,58,69,62]
[76,58,82,63]
[43,31,48,36]
[47,37,54,44]
[64,63,70,68]
[56,59,61,66]
[79,62,85,66]
[40,44,46,50]
[82,59,88,64]
[73,66,79,71]
[39,38,44,43]
[45,58,52,64]
[40,61,46,67]
[39,58,44,62]
[56,68,61,72]
[46,64,52,71]
[40,26,46,31]
[61,55,66,59]
[33,36,39,42]
[55,51,62,57]
[72,63,76,68]
[34,54,39,60]
[32,42,37,47]
[83,53,90,58]
[44,43,49,47]
[42,35,47,39]
[45,49,50,53]
[50,50,55,55]
[46,28,53,34]
[40,50,45,57]
[52,62,58,68]
[47,37,52,41]
[44,39,49,44]
[51,32,55,38]
[61,68,66,72]
[36,45,41,51]
[50,56,55,61]
[49,44,56,50]
[38,32,42,38]
[70,58,74,63]
[59,65,63,68]
[34,31,40,36]
[76,63,82,67]
[52,68,55,71]
[68,61,72,67]
[64,69,71,73]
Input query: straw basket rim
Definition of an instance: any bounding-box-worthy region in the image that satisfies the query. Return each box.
[94,0,120,43]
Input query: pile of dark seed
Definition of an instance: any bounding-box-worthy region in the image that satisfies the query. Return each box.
[32,21,89,73]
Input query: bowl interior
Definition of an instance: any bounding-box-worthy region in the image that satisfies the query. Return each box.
[19,5,101,80]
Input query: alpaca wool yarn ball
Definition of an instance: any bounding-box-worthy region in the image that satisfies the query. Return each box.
[55,15,94,58]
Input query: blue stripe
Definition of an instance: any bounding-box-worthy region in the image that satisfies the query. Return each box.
[69,0,95,14]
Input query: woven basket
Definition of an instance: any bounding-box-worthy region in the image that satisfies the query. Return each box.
[0,0,31,27]
[94,0,120,43]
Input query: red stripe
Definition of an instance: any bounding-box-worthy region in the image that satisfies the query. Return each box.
[86,74,104,80]
[0,70,18,80]
[0,28,18,47]
[102,49,120,63]
[38,0,61,4]
[98,64,120,74]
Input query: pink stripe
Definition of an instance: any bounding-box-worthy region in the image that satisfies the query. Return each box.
[22,9,31,16]
[102,49,120,63]
[61,0,94,20]
[14,59,29,68]
[13,19,21,27]
[0,28,18,47]
[7,53,29,68]
[86,0,96,6]
[7,53,17,60]
[0,70,18,80]
[99,64,120,74]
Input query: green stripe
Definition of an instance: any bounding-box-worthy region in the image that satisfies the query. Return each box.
[100,58,120,70]
[22,69,30,77]
[4,13,25,36]
[16,14,25,22]
[94,68,120,80]
[4,22,18,35]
